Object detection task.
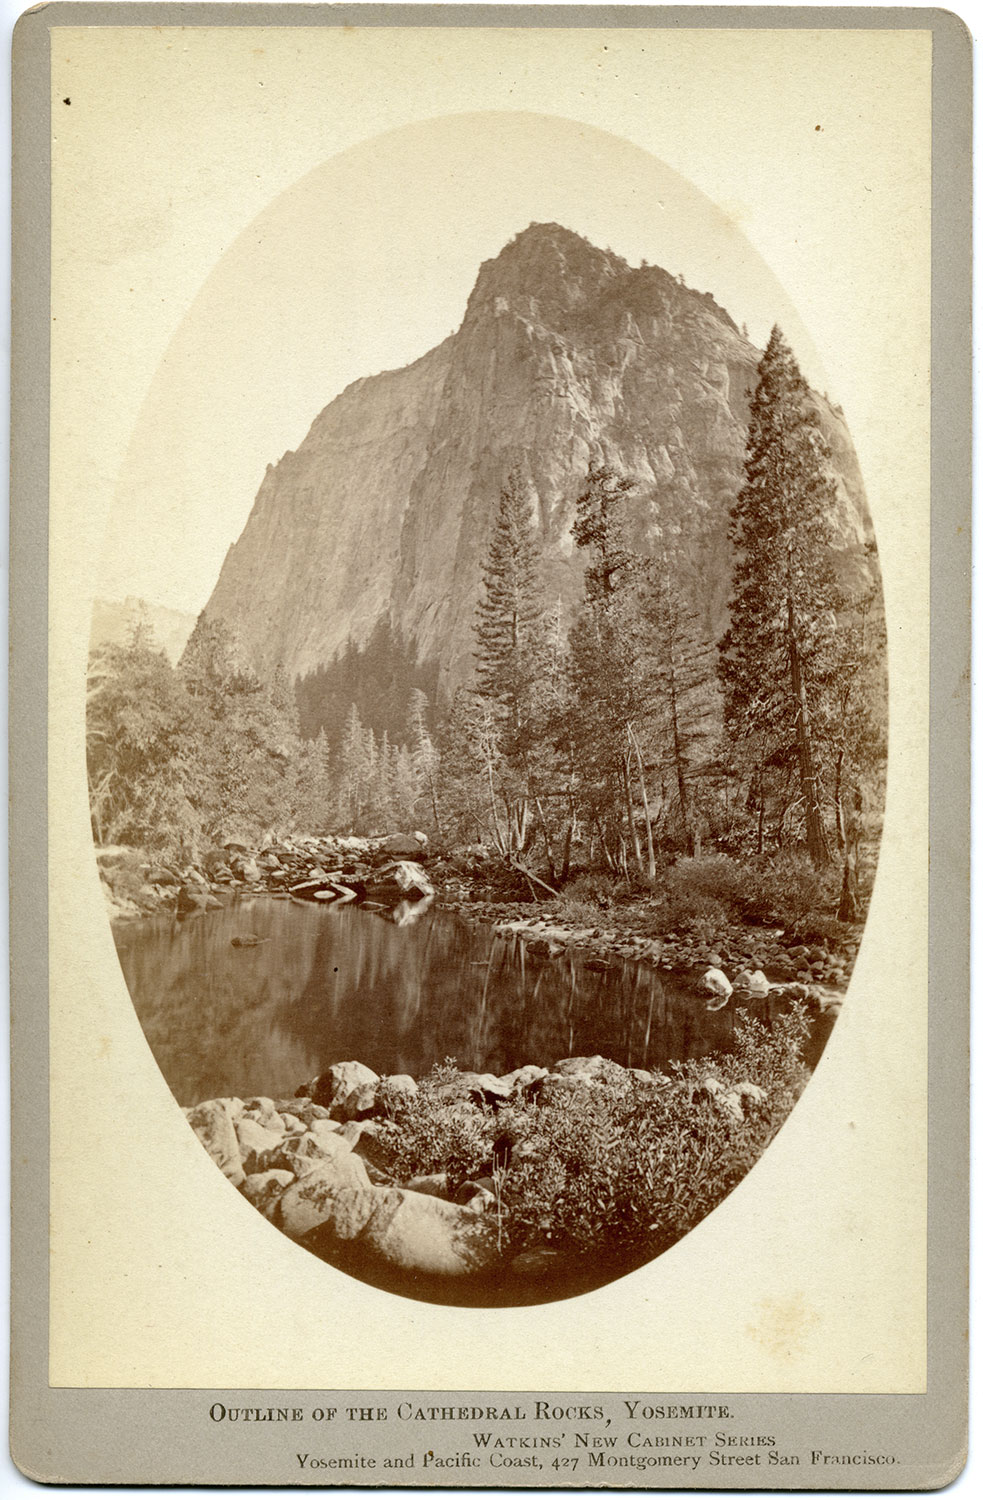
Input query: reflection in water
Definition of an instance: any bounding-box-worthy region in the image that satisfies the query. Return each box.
[113,898,832,1107]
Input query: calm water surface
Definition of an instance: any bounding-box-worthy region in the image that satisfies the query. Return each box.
[113,897,831,1107]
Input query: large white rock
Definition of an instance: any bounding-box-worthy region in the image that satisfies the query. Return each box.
[277,1156,374,1238]
[308,1060,380,1111]
[235,1116,287,1175]
[185,1099,245,1186]
[241,1169,294,1220]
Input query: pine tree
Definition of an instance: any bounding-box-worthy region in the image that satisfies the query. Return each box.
[718,327,844,866]
[568,462,657,877]
[472,470,550,853]
[407,688,442,836]
[642,545,719,854]
[86,636,193,850]
[474,470,547,747]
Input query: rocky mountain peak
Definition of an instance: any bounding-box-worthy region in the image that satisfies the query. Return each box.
[201,226,872,700]
[465,221,631,332]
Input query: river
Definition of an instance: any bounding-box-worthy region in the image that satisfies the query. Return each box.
[112,896,832,1107]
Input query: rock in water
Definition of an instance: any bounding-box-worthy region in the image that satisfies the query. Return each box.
[378,833,427,857]
[363,861,434,904]
[702,967,733,1010]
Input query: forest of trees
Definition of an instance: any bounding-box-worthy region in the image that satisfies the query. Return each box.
[87,329,886,906]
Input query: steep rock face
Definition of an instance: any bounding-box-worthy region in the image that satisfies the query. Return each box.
[203,223,872,691]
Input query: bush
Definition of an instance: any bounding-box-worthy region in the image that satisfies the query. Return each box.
[653,850,848,940]
[375,1061,497,1191]
[737,851,842,933]
[559,870,626,906]
[375,1005,811,1269]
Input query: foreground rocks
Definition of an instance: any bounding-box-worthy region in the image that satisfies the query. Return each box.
[186,1049,774,1298]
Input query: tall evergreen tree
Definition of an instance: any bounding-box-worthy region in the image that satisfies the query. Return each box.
[407,688,442,836]
[472,470,550,853]
[641,544,719,854]
[568,462,657,877]
[718,327,844,866]
[474,470,547,745]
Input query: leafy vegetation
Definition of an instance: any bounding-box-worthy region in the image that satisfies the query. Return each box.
[375,1004,811,1267]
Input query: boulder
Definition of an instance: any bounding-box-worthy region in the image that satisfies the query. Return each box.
[340,1082,383,1121]
[455,1180,497,1211]
[378,833,427,858]
[240,1097,284,1130]
[435,1071,512,1103]
[405,1172,450,1199]
[552,1054,607,1078]
[235,1117,287,1175]
[301,1186,501,1278]
[241,1169,294,1220]
[305,1060,380,1112]
[276,1129,355,1178]
[363,861,435,904]
[357,1189,501,1277]
[272,1096,335,1125]
[185,1098,245,1186]
[278,1166,376,1240]
[702,967,733,1010]
[499,1064,548,1093]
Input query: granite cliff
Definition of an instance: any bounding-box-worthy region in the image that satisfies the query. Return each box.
[201,223,872,694]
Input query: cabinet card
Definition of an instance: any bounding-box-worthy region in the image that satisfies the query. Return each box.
[9,4,969,1488]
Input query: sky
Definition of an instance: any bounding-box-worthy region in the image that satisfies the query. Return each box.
[49,24,931,617]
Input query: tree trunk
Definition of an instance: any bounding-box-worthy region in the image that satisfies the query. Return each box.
[788,598,830,867]
[833,748,846,852]
[534,796,556,882]
[837,789,863,921]
[485,761,508,856]
[626,722,657,880]
[560,818,574,883]
[621,754,643,876]
[666,659,694,855]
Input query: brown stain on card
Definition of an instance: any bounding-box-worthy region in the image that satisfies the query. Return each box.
[747,1293,820,1361]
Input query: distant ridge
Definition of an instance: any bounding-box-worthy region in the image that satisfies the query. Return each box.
[90,596,197,666]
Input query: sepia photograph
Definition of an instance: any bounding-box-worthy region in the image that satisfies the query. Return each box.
[10,5,968,1486]
[92,188,884,1307]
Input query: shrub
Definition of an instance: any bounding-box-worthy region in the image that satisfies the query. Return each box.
[375,1005,812,1271]
[551,896,599,926]
[375,1061,496,1191]
[737,851,842,933]
[559,870,625,906]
